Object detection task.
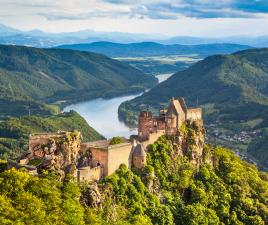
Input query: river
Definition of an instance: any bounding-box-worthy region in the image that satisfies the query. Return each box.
[63,73,172,138]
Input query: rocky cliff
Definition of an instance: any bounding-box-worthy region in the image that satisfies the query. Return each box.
[23,131,82,178]
[177,120,207,167]
[142,119,209,195]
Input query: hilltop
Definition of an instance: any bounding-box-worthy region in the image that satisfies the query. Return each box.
[0,111,104,160]
[119,48,268,168]
[58,41,252,57]
[0,45,157,117]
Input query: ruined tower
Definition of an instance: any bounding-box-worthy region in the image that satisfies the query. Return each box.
[132,144,146,169]
[138,111,153,141]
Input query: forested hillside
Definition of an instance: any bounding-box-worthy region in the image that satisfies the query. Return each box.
[0,111,104,159]
[1,136,268,224]
[119,48,268,168]
[0,45,157,117]
[58,41,252,57]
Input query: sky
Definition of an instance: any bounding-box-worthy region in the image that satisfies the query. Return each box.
[1,0,268,37]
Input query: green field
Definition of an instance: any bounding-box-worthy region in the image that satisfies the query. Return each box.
[115,55,202,75]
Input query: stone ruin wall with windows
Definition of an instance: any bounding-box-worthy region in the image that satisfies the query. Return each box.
[138,97,202,143]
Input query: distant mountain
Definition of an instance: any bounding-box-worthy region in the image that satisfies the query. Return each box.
[0,24,21,36]
[57,41,253,57]
[1,24,268,48]
[118,48,268,168]
[0,24,168,47]
[162,36,268,48]
[0,45,156,117]
[160,36,218,45]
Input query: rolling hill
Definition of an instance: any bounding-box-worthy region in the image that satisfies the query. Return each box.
[0,44,157,117]
[119,48,268,168]
[57,41,252,57]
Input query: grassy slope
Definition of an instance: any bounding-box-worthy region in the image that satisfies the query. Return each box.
[0,111,104,159]
[0,45,157,117]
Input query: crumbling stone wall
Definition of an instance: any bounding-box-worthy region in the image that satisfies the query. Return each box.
[77,166,102,182]
[138,111,153,141]
[29,132,66,152]
[27,131,82,178]
[91,148,108,175]
[186,108,202,121]
[142,130,165,149]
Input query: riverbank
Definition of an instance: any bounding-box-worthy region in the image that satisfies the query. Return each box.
[63,94,142,138]
[63,73,173,138]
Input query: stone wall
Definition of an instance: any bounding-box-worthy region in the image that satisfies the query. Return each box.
[85,141,132,177]
[90,148,108,175]
[166,98,187,129]
[186,108,202,121]
[77,166,102,182]
[29,132,66,152]
[107,142,132,176]
[142,130,165,149]
[80,140,108,155]
[138,111,153,141]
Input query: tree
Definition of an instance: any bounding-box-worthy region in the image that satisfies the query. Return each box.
[109,137,124,145]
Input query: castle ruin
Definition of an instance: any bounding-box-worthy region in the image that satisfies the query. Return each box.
[13,97,202,183]
[138,97,202,141]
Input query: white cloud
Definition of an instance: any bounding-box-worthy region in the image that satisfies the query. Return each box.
[0,0,268,37]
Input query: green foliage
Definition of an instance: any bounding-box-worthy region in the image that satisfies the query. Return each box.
[28,158,44,166]
[109,137,124,145]
[247,132,268,168]
[1,127,268,224]
[0,111,104,159]
[0,44,157,117]
[147,136,195,191]
[0,159,7,172]
[103,164,174,225]
[144,136,268,224]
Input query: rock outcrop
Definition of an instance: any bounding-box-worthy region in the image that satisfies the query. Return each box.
[23,131,82,178]
[179,120,206,167]
[81,182,102,208]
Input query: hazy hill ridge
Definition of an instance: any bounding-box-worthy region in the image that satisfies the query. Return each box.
[1,23,268,48]
[57,41,253,57]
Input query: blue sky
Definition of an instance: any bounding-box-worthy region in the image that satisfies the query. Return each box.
[0,0,268,37]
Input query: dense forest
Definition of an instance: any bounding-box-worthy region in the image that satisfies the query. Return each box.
[1,136,268,224]
[0,44,157,117]
[0,111,104,160]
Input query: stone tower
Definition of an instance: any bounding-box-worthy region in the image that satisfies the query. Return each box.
[132,144,146,169]
[138,111,153,141]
